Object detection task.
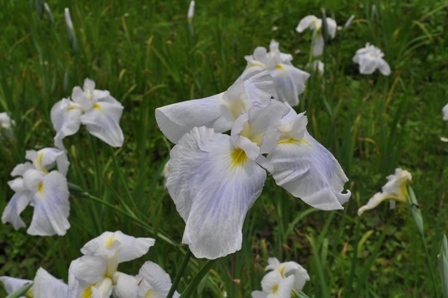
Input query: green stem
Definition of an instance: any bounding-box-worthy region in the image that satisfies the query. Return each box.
[181,259,218,298]
[168,249,193,298]
[421,231,439,296]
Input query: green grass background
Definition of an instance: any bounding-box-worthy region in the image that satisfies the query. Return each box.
[0,0,448,296]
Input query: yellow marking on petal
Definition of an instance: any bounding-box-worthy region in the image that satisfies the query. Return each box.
[37,182,44,193]
[272,283,279,294]
[231,149,247,167]
[145,290,154,298]
[25,288,34,298]
[275,64,283,70]
[38,152,43,166]
[82,285,94,298]
[279,264,286,277]
[277,138,311,146]
[93,103,102,110]
[105,235,115,248]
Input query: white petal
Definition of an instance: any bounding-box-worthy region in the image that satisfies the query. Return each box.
[27,171,70,236]
[51,99,83,149]
[357,56,378,74]
[269,64,310,106]
[357,192,389,215]
[325,18,337,38]
[261,271,294,296]
[81,101,124,147]
[10,162,34,177]
[155,93,227,144]
[33,268,68,298]
[80,231,121,258]
[0,276,32,294]
[26,148,70,176]
[443,103,448,121]
[378,58,391,76]
[167,126,266,259]
[69,256,106,285]
[281,262,310,290]
[72,86,93,110]
[268,131,351,210]
[23,169,46,192]
[113,272,138,298]
[251,291,268,298]
[8,177,26,193]
[296,15,319,33]
[136,261,177,298]
[2,190,32,229]
[313,35,324,57]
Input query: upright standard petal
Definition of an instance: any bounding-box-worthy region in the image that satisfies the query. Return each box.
[51,98,83,149]
[80,101,124,147]
[26,171,70,236]
[113,272,138,298]
[268,131,350,210]
[313,35,325,57]
[136,261,179,298]
[33,268,68,298]
[26,148,70,176]
[269,64,310,106]
[68,256,108,298]
[167,126,266,259]
[265,257,310,291]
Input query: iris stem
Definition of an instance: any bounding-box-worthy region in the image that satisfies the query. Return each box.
[421,228,439,296]
[167,248,193,298]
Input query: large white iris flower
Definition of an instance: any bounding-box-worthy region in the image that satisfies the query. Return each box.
[68,231,155,298]
[352,43,391,76]
[51,78,124,148]
[2,148,70,236]
[165,96,350,259]
[239,40,310,106]
[296,15,337,57]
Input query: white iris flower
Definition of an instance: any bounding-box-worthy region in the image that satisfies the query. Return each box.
[252,257,309,297]
[68,231,155,298]
[296,15,337,57]
[2,148,70,236]
[443,103,448,121]
[239,40,310,106]
[51,78,124,148]
[358,168,412,215]
[165,98,350,259]
[136,261,179,298]
[352,43,391,76]
[0,268,68,298]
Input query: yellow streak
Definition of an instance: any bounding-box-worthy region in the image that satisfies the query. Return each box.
[38,152,43,166]
[37,182,44,193]
[105,235,115,248]
[231,149,247,168]
[145,290,154,298]
[272,283,279,294]
[93,103,102,110]
[279,265,286,277]
[82,285,93,298]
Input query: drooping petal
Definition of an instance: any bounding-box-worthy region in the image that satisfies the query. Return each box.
[358,55,378,74]
[326,18,337,38]
[313,35,324,57]
[51,99,83,149]
[269,64,310,106]
[268,131,350,210]
[0,276,32,294]
[27,171,70,236]
[10,162,34,177]
[1,189,32,229]
[80,101,124,147]
[136,261,179,298]
[167,126,266,259]
[357,192,392,215]
[378,58,391,76]
[296,15,319,33]
[69,256,106,286]
[33,268,68,298]
[155,93,226,144]
[113,272,138,298]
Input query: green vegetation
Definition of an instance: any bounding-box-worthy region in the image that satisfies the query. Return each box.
[1,0,447,296]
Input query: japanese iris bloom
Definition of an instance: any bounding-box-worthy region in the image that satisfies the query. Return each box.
[358,168,412,215]
[252,257,309,297]
[166,98,350,259]
[136,261,180,298]
[51,78,124,149]
[0,112,14,138]
[239,40,310,106]
[0,268,68,298]
[352,43,391,76]
[296,15,337,57]
[68,231,155,298]
[2,148,70,236]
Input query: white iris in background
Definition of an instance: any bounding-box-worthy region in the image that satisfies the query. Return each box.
[239,40,310,106]
[443,103,448,121]
[296,15,337,57]
[358,168,412,215]
[68,231,154,298]
[352,43,391,76]
[0,268,68,298]
[252,257,309,297]
[187,1,195,20]
[1,148,71,236]
[51,78,124,148]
